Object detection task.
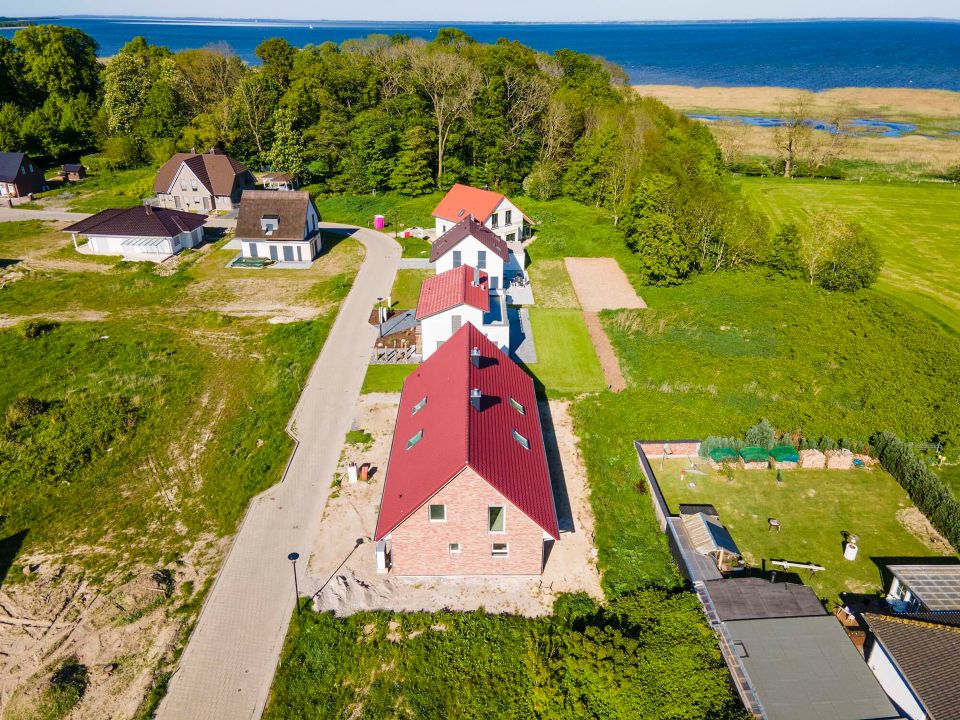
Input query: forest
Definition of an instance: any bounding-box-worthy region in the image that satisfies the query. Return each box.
[0,24,880,290]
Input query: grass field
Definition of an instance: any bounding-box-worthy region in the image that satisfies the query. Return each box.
[525,308,606,397]
[653,459,949,604]
[739,176,960,333]
[939,465,960,497]
[0,223,363,580]
[389,269,431,310]
[360,364,416,394]
[39,166,156,213]
[527,259,580,309]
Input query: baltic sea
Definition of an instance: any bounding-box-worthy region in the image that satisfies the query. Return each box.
[4,17,960,90]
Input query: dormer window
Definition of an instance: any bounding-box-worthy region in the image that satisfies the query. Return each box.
[261,214,280,235]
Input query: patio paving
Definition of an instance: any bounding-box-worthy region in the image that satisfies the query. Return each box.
[510,307,537,364]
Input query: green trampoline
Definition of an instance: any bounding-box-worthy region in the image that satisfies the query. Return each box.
[770,445,800,463]
[709,447,739,463]
[740,446,770,463]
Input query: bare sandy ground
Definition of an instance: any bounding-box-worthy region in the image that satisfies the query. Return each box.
[633,84,960,118]
[564,257,646,312]
[306,395,602,617]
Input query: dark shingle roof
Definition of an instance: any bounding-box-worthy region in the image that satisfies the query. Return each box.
[153,150,250,195]
[864,613,960,720]
[234,190,316,242]
[429,215,509,264]
[0,152,26,182]
[706,578,827,621]
[63,206,206,238]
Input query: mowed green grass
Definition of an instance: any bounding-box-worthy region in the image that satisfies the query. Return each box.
[41,166,156,213]
[389,269,431,310]
[361,364,416,393]
[525,308,606,396]
[939,465,960,497]
[653,459,950,604]
[739,176,960,333]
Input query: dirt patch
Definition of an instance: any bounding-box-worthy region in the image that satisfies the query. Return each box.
[582,313,626,392]
[897,507,955,555]
[564,257,646,311]
[306,395,602,617]
[0,310,109,329]
[0,535,229,719]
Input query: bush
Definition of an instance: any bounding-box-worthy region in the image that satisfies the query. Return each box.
[872,431,960,552]
[14,319,58,339]
[745,418,776,449]
[817,223,883,292]
[100,134,142,170]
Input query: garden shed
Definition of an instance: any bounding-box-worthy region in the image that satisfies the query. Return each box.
[739,447,770,470]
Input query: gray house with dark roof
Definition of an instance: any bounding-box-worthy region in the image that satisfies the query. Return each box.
[63,205,206,262]
[0,152,46,198]
[153,149,254,212]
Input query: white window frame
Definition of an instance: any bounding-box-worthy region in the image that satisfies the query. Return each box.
[428,504,446,523]
[488,505,506,534]
[448,542,461,555]
[412,396,427,415]
[492,542,509,557]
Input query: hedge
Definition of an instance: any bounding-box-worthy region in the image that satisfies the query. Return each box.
[739,447,770,463]
[872,431,960,553]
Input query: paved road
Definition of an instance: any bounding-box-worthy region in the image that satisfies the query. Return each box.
[0,206,237,229]
[157,225,400,720]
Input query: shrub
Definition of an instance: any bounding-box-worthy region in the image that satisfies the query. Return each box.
[14,318,58,339]
[745,418,776,450]
[872,431,960,552]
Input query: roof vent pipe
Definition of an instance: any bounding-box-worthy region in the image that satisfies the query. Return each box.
[470,388,482,411]
[470,346,481,368]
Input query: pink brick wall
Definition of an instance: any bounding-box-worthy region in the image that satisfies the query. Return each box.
[639,441,701,458]
[389,467,546,575]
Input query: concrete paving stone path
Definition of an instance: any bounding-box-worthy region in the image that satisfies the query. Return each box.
[156,224,400,720]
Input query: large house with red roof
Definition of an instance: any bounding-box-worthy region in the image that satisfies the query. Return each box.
[416,264,509,359]
[374,324,559,576]
[430,215,510,291]
[433,183,531,243]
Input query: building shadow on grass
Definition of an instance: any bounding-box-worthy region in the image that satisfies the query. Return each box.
[0,258,19,269]
[316,227,357,259]
[538,400,575,534]
[0,529,28,589]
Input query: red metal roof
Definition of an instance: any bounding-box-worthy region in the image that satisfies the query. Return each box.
[374,324,559,541]
[432,183,506,223]
[415,265,490,321]
[428,215,510,264]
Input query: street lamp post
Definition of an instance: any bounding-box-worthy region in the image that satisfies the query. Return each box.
[287,551,301,615]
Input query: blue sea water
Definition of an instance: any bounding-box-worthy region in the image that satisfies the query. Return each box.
[4,17,960,90]
[689,114,920,138]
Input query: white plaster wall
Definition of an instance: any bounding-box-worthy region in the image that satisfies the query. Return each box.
[241,240,312,263]
[433,236,504,290]
[485,198,526,241]
[421,307,485,359]
[86,234,175,256]
[866,641,926,720]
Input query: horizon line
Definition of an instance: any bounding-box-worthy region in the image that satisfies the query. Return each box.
[7,14,960,25]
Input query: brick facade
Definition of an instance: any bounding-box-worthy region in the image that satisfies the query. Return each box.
[388,466,546,575]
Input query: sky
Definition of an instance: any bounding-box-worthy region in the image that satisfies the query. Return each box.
[6,0,960,22]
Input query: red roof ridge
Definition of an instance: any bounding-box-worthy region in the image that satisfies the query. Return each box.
[415,264,490,321]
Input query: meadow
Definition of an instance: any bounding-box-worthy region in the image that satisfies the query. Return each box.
[653,460,949,604]
[0,222,363,580]
[739,176,960,334]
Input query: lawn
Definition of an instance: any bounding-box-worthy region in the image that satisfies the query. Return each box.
[40,166,156,213]
[939,465,960,497]
[389,268,431,310]
[527,259,580,309]
[739,176,960,334]
[525,308,606,397]
[652,459,951,605]
[361,363,416,393]
[311,192,440,231]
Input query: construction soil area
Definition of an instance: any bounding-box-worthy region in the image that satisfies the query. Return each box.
[305,394,602,617]
[563,257,647,311]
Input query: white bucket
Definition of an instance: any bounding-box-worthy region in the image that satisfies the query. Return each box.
[844,542,859,561]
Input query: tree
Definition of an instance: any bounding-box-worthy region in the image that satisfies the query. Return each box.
[769,223,804,278]
[12,25,100,102]
[256,37,296,89]
[231,72,278,157]
[773,94,813,178]
[137,81,183,142]
[799,213,835,286]
[746,419,776,449]
[267,108,305,181]
[20,93,96,159]
[103,44,150,134]
[0,37,24,108]
[390,126,434,196]
[818,222,882,292]
[403,45,481,185]
[0,103,23,152]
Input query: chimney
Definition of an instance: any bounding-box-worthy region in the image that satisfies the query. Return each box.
[190,146,196,154]
[470,346,481,368]
[470,388,482,411]
[472,265,479,286]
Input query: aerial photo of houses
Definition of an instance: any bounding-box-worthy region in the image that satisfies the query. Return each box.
[1,4,959,720]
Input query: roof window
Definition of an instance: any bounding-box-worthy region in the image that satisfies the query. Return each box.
[412,397,427,415]
[512,429,529,450]
[457,209,465,217]
[509,397,525,415]
[406,429,424,450]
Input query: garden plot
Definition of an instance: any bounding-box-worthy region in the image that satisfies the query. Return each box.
[564,257,646,311]
[305,395,601,616]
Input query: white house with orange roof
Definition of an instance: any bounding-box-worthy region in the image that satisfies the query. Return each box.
[432,183,532,243]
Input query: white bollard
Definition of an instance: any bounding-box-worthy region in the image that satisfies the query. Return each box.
[347,462,358,485]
